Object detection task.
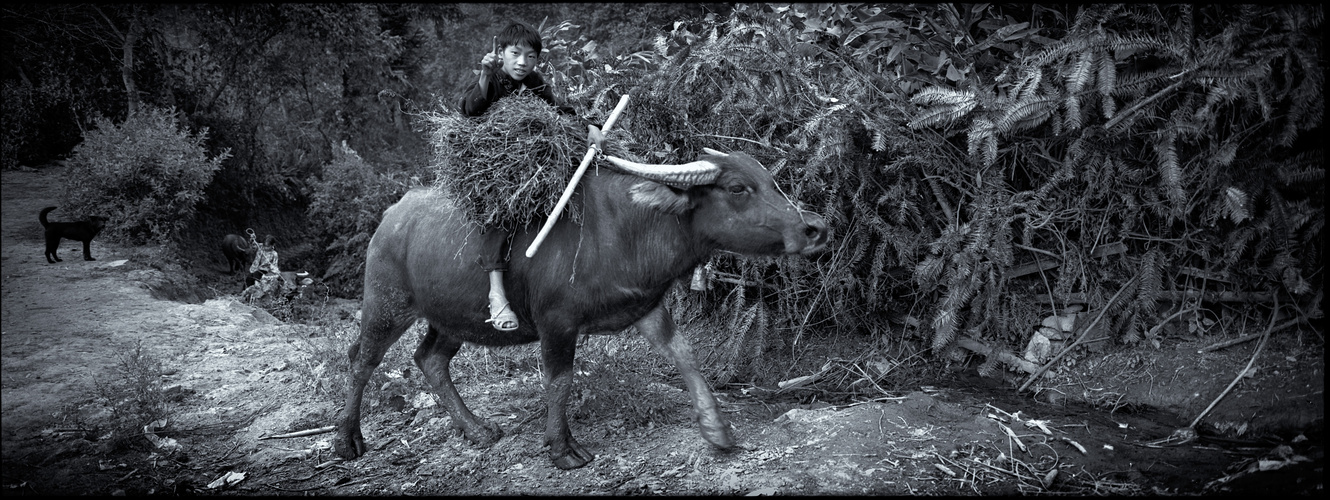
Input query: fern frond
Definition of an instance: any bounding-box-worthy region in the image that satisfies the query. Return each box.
[908,101,978,129]
[1172,4,1193,53]
[1223,187,1250,224]
[981,135,998,170]
[1063,94,1083,131]
[734,300,759,337]
[1211,140,1238,168]
[1276,164,1325,185]
[911,86,978,107]
[1136,248,1162,315]
[967,117,996,165]
[1097,48,1118,118]
[1105,33,1170,56]
[1031,37,1093,67]
[871,129,887,152]
[931,307,958,351]
[1067,136,1089,164]
[994,97,1057,135]
[1009,67,1043,102]
[914,255,945,287]
[1154,131,1185,211]
[898,198,922,227]
[1066,49,1095,93]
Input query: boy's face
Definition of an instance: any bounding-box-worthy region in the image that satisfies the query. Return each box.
[500,42,539,81]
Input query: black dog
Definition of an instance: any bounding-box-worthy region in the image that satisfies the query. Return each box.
[39,206,108,264]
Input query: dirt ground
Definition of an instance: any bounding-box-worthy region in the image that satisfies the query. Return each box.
[2,165,1323,495]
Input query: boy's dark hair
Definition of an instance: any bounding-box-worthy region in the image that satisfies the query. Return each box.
[496,22,543,55]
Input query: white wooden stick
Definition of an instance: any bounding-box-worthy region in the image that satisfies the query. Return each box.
[525,94,631,257]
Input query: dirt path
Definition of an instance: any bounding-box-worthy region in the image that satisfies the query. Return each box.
[2,166,1321,495]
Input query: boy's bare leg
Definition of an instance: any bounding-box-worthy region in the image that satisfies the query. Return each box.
[486,270,519,331]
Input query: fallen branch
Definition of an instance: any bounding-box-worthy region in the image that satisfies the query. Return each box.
[261,426,336,440]
[1199,318,1303,352]
[1008,242,1127,279]
[1036,290,1274,304]
[1145,307,1199,339]
[1006,260,1062,280]
[956,337,1040,374]
[1189,295,1278,429]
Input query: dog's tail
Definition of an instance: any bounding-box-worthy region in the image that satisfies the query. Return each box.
[39,206,57,228]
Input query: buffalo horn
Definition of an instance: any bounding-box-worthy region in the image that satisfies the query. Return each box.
[604,155,720,188]
[701,147,728,156]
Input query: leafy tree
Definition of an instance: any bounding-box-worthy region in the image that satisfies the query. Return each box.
[61,105,229,246]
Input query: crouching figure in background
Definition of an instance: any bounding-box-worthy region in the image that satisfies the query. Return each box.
[241,233,281,303]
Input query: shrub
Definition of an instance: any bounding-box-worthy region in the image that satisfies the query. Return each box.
[306,141,413,297]
[93,340,169,452]
[60,106,230,246]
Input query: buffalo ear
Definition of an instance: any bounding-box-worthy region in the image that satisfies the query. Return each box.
[629,181,692,214]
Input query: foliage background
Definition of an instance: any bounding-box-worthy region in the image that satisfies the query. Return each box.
[2,3,1321,385]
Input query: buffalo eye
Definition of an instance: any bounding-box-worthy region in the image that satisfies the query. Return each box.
[727,184,748,195]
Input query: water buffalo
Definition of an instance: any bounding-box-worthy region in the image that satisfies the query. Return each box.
[220,234,255,273]
[334,148,830,469]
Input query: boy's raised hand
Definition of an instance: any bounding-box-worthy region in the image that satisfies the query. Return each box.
[480,51,502,70]
[478,36,501,87]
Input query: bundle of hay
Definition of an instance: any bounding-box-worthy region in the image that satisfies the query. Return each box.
[423,92,634,229]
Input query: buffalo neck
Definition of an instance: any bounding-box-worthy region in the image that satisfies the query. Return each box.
[572,171,713,288]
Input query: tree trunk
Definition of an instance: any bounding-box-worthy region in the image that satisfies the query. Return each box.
[121,22,141,115]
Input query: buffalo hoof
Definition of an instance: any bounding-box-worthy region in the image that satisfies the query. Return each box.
[550,438,595,470]
[333,425,366,459]
[702,421,735,449]
[458,420,504,447]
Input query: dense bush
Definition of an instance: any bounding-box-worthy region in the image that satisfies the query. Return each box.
[572,4,1323,382]
[60,106,229,245]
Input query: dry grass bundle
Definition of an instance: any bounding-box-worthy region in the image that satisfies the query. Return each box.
[423,92,632,229]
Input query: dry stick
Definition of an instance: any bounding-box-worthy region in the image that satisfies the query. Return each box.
[1199,318,1302,352]
[1018,273,1140,393]
[1104,77,1187,130]
[1145,307,1200,339]
[1189,295,1279,429]
[525,94,631,257]
[261,425,336,440]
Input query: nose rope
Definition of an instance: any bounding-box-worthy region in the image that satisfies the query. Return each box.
[771,181,812,225]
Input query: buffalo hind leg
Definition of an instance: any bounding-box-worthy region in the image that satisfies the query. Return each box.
[334,308,414,459]
[636,303,735,449]
[414,323,502,446]
[541,333,595,469]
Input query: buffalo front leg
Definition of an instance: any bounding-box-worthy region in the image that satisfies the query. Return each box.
[541,333,595,469]
[636,304,735,449]
[334,319,413,459]
[414,323,502,446]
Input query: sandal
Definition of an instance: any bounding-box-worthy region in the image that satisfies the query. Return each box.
[485,301,519,332]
